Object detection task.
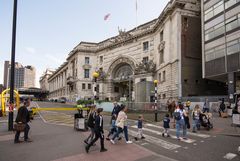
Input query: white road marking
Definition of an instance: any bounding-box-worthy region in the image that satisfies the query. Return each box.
[141,143,149,146]
[146,123,210,138]
[223,153,237,160]
[128,129,181,150]
[193,143,197,146]
[131,125,195,143]
[0,120,8,123]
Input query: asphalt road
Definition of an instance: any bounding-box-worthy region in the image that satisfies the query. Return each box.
[1,101,239,161]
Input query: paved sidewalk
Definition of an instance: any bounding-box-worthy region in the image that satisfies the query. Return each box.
[0,116,176,161]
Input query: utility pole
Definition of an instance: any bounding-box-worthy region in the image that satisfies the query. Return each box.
[9,0,18,131]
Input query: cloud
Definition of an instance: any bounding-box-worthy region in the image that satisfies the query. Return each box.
[44,54,64,65]
[25,47,36,54]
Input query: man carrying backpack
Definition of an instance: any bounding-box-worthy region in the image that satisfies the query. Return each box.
[173,103,188,140]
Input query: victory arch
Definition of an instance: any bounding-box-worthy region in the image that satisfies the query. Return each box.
[99,56,156,102]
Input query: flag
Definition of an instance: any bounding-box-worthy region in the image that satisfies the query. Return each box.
[104,13,111,21]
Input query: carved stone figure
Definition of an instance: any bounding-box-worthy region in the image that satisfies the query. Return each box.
[135,59,156,75]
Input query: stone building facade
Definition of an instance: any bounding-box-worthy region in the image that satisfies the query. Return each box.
[39,69,54,91]
[47,0,214,102]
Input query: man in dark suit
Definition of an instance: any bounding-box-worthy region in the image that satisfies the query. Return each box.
[14,98,32,143]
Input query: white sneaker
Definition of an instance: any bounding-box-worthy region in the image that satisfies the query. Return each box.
[110,139,115,144]
[126,141,132,144]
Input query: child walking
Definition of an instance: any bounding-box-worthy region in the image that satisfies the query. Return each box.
[134,115,145,141]
[162,113,170,137]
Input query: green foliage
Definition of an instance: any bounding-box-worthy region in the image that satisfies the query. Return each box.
[77,99,94,105]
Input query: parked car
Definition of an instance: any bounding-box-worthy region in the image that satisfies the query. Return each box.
[58,97,67,103]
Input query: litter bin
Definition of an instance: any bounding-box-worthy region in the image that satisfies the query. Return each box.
[74,110,88,131]
[0,110,2,117]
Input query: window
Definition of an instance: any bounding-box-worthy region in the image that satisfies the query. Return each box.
[162,71,166,82]
[143,41,149,51]
[114,86,119,93]
[162,94,166,99]
[204,0,224,21]
[227,40,240,55]
[84,69,90,78]
[142,57,148,64]
[100,56,103,64]
[82,83,86,90]
[159,50,164,64]
[205,22,224,41]
[88,83,92,90]
[226,15,239,32]
[160,30,164,41]
[205,44,225,62]
[85,57,90,64]
[140,78,146,82]
[159,73,161,82]
[225,0,240,9]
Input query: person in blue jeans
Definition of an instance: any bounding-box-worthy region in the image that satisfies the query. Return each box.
[192,104,201,133]
[110,104,132,144]
[174,103,188,140]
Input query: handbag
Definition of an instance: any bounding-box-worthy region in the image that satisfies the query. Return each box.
[14,123,26,132]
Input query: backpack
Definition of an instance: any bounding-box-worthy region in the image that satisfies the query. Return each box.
[173,111,181,121]
[87,112,95,128]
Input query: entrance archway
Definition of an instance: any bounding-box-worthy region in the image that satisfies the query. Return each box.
[1,88,20,116]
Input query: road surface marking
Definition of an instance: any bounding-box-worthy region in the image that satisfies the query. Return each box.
[146,123,210,138]
[141,143,149,146]
[223,153,237,160]
[128,129,181,150]
[131,126,195,143]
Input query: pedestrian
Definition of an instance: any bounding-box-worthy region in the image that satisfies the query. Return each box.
[219,99,226,117]
[134,115,145,140]
[168,101,176,118]
[203,98,210,113]
[106,102,121,140]
[173,103,188,140]
[84,105,96,144]
[85,108,107,153]
[14,98,32,143]
[110,104,132,144]
[237,97,240,113]
[192,105,201,133]
[162,113,170,137]
[186,100,191,111]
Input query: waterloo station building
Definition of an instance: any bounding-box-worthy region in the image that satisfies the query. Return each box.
[45,0,224,103]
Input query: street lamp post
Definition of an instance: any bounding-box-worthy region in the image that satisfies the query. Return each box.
[92,72,99,104]
[154,80,158,122]
[9,0,18,131]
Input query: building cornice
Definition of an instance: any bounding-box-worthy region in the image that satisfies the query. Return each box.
[48,62,68,81]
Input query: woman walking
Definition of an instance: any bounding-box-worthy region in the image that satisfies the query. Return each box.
[110,104,132,144]
[192,105,201,133]
[174,103,188,140]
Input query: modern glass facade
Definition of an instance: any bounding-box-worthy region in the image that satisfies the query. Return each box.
[202,0,240,97]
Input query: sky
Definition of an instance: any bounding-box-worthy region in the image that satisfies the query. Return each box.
[0,0,169,87]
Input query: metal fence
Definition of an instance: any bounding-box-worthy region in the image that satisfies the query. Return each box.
[122,102,167,112]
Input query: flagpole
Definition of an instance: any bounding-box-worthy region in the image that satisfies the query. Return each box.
[135,0,138,30]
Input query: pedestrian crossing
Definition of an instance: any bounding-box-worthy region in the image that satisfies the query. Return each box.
[38,111,74,127]
[35,106,214,152]
[127,123,213,151]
